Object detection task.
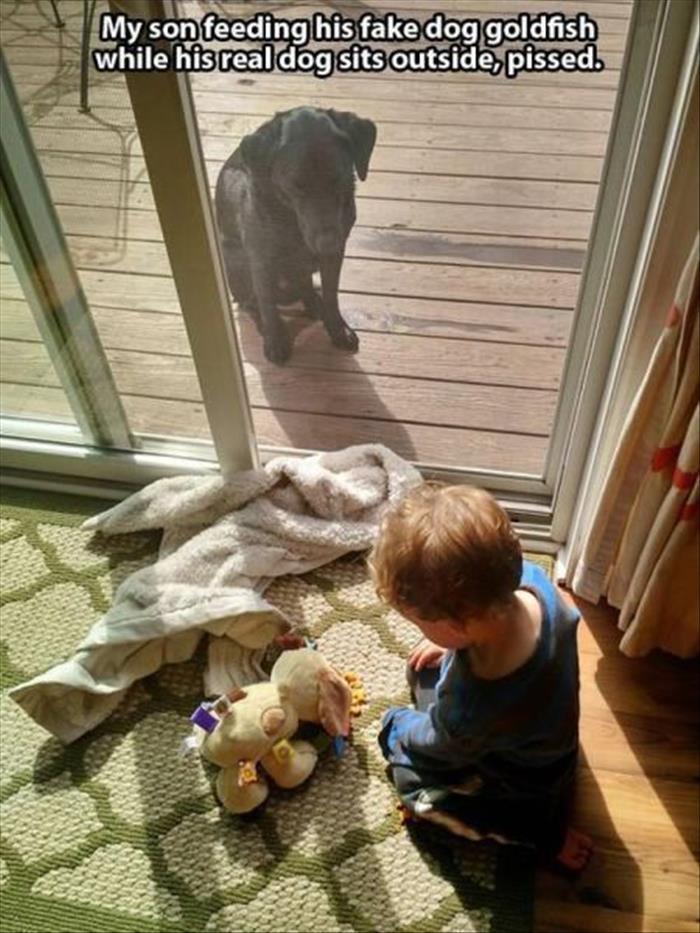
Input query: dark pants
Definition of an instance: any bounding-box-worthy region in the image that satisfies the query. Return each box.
[392,664,571,856]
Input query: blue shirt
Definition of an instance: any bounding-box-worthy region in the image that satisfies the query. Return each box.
[378,561,580,797]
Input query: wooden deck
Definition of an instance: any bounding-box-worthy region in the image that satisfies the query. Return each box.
[0,0,633,472]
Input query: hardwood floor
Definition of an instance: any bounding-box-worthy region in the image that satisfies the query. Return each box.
[535,594,700,933]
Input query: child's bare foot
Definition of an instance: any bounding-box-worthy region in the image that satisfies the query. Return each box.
[557,827,594,871]
[274,632,306,650]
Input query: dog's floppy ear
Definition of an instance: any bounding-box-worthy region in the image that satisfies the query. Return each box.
[327,110,377,181]
[239,115,282,174]
[317,666,353,737]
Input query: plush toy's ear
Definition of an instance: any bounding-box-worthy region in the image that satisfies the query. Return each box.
[326,110,377,181]
[318,667,353,737]
[239,115,282,174]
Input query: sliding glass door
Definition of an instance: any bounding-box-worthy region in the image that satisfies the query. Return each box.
[1,0,696,543]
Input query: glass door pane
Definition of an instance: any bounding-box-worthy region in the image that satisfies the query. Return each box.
[0,237,77,430]
[1,3,215,457]
[2,0,662,507]
[180,0,633,479]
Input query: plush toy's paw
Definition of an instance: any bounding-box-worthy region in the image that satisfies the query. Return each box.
[261,739,318,789]
[216,768,269,814]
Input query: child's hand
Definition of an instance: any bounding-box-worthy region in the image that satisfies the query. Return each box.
[408,639,447,671]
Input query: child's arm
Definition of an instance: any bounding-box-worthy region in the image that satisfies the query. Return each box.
[379,703,487,774]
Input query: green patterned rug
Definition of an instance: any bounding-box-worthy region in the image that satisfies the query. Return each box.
[0,486,538,933]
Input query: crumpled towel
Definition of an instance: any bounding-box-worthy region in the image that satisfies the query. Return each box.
[10,444,421,743]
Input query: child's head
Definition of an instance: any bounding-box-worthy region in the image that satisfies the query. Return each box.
[369,483,522,648]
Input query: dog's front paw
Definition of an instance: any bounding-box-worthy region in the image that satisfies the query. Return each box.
[263,329,292,365]
[329,323,359,352]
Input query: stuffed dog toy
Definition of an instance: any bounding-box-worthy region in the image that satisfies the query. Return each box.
[196,648,354,814]
[215,106,377,364]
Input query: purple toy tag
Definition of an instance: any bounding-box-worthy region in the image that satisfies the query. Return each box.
[190,704,218,733]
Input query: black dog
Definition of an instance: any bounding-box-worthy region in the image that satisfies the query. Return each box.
[215,106,377,364]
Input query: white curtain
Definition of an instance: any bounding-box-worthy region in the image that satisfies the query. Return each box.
[571,236,699,658]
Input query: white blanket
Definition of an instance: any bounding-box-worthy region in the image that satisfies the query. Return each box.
[10,445,420,743]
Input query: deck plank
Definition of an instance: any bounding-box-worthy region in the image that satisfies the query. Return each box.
[4,59,626,92]
[250,406,548,469]
[192,73,622,109]
[1,299,566,389]
[77,226,585,274]
[236,314,567,388]
[50,228,578,310]
[195,114,610,156]
[20,91,616,134]
[2,250,581,308]
[38,168,598,213]
[0,338,557,436]
[25,126,606,181]
[22,106,610,157]
[1,297,573,350]
[37,186,593,240]
[11,66,620,110]
[0,381,545,471]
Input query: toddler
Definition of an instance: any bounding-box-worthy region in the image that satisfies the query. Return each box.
[369,483,592,870]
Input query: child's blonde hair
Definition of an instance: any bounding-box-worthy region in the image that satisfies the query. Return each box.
[368,483,522,622]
